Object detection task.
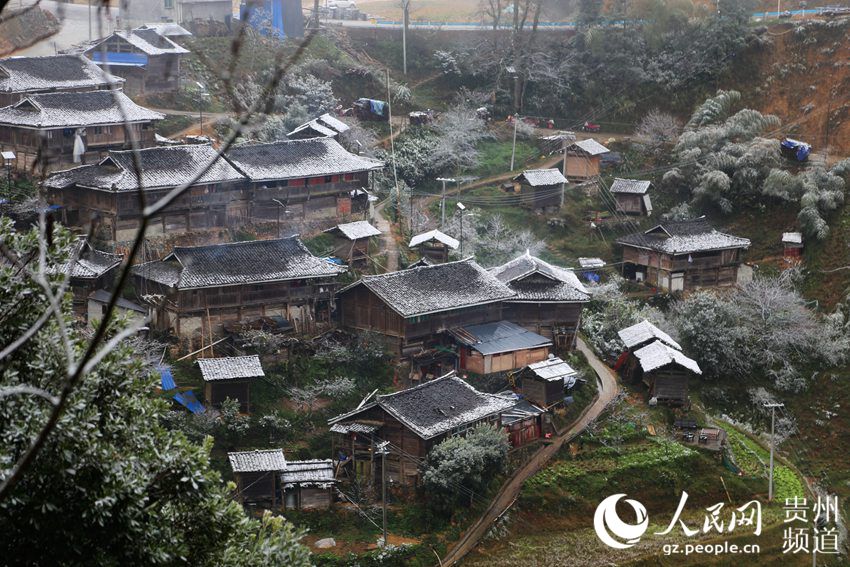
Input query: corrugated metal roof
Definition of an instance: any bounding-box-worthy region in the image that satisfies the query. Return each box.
[526,356,577,381]
[634,340,701,375]
[450,320,551,356]
[197,355,265,382]
[228,449,286,473]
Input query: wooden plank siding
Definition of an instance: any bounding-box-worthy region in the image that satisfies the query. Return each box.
[621,245,742,291]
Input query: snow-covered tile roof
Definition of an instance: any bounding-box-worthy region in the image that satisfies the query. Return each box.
[89,29,189,56]
[0,54,122,93]
[340,258,515,318]
[618,319,681,350]
[281,459,335,488]
[198,355,265,382]
[489,251,590,302]
[409,229,459,250]
[55,238,122,280]
[133,236,345,289]
[135,23,192,37]
[571,138,610,156]
[610,178,651,194]
[0,90,163,128]
[515,168,567,187]
[616,218,750,255]
[374,373,517,440]
[228,449,286,473]
[326,220,381,240]
[634,340,701,375]
[45,144,243,192]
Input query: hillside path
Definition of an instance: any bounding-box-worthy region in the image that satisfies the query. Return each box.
[440,337,620,566]
[372,199,399,271]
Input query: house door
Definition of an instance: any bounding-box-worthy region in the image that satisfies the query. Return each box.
[671,272,684,292]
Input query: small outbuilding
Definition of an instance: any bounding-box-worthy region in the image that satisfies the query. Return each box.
[288,113,351,141]
[229,449,287,506]
[782,232,803,260]
[408,229,459,264]
[281,459,335,511]
[198,355,265,413]
[565,138,609,180]
[610,178,652,216]
[86,289,146,328]
[450,320,552,375]
[509,168,567,213]
[324,220,381,267]
[633,340,701,406]
[516,354,578,408]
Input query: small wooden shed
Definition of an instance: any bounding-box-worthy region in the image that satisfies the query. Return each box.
[408,229,459,264]
[610,178,652,216]
[450,320,552,375]
[229,449,287,506]
[510,168,568,213]
[633,340,701,406]
[198,355,265,414]
[324,220,381,267]
[281,459,336,511]
[782,232,803,259]
[517,354,578,408]
[565,139,609,180]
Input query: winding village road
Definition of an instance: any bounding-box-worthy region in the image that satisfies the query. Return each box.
[439,337,620,566]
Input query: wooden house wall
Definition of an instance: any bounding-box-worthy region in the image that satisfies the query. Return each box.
[285,486,332,510]
[236,471,277,504]
[622,245,742,291]
[646,367,690,405]
[522,376,564,407]
[205,379,250,413]
[502,301,583,340]
[615,194,644,214]
[505,416,541,447]
[511,181,562,211]
[565,153,599,179]
[339,285,405,339]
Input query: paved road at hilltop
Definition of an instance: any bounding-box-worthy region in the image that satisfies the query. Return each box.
[440,337,620,566]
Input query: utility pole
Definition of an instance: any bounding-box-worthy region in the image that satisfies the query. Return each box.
[457,202,466,256]
[510,116,519,170]
[436,177,454,227]
[777,0,782,18]
[88,0,92,43]
[385,69,400,222]
[377,441,389,546]
[560,136,568,208]
[764,402,784,501]
[401,0,410,75]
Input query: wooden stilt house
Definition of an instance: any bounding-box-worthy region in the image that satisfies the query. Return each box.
[198,355,265,413]
[228,449,287,506]
[323,220,381,267]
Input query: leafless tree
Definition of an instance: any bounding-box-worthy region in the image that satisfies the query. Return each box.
[634,109,682,154]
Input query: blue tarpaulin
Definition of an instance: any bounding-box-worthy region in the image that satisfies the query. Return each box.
[583,271,601,283]
[174,390,205,414]
[369,99,386,116]
[781,139,811,162]
[159,366,176,391]
[91,52,148,67]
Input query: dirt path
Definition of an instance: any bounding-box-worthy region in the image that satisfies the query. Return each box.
[440,337,620,566]
[372,199,399,271]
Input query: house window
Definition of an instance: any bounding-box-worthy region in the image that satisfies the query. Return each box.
[324,175,333,183]
[164,0,174,8]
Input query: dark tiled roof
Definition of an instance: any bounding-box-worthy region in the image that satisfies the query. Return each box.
[133,236,346,289]
[329,373,516,440]
[58,238,122,280]
[450,320,551,356]
[0,90,163,128]
[489,252,590,302]
[44,144,245,192]
[0,55,122,93]
[616,218,751,255]
[224,138,384,182]
[340,258,515,318]
[281,459,335,487]
[610,178,651,194]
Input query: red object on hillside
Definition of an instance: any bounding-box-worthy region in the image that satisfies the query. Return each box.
[581,121,601,132]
